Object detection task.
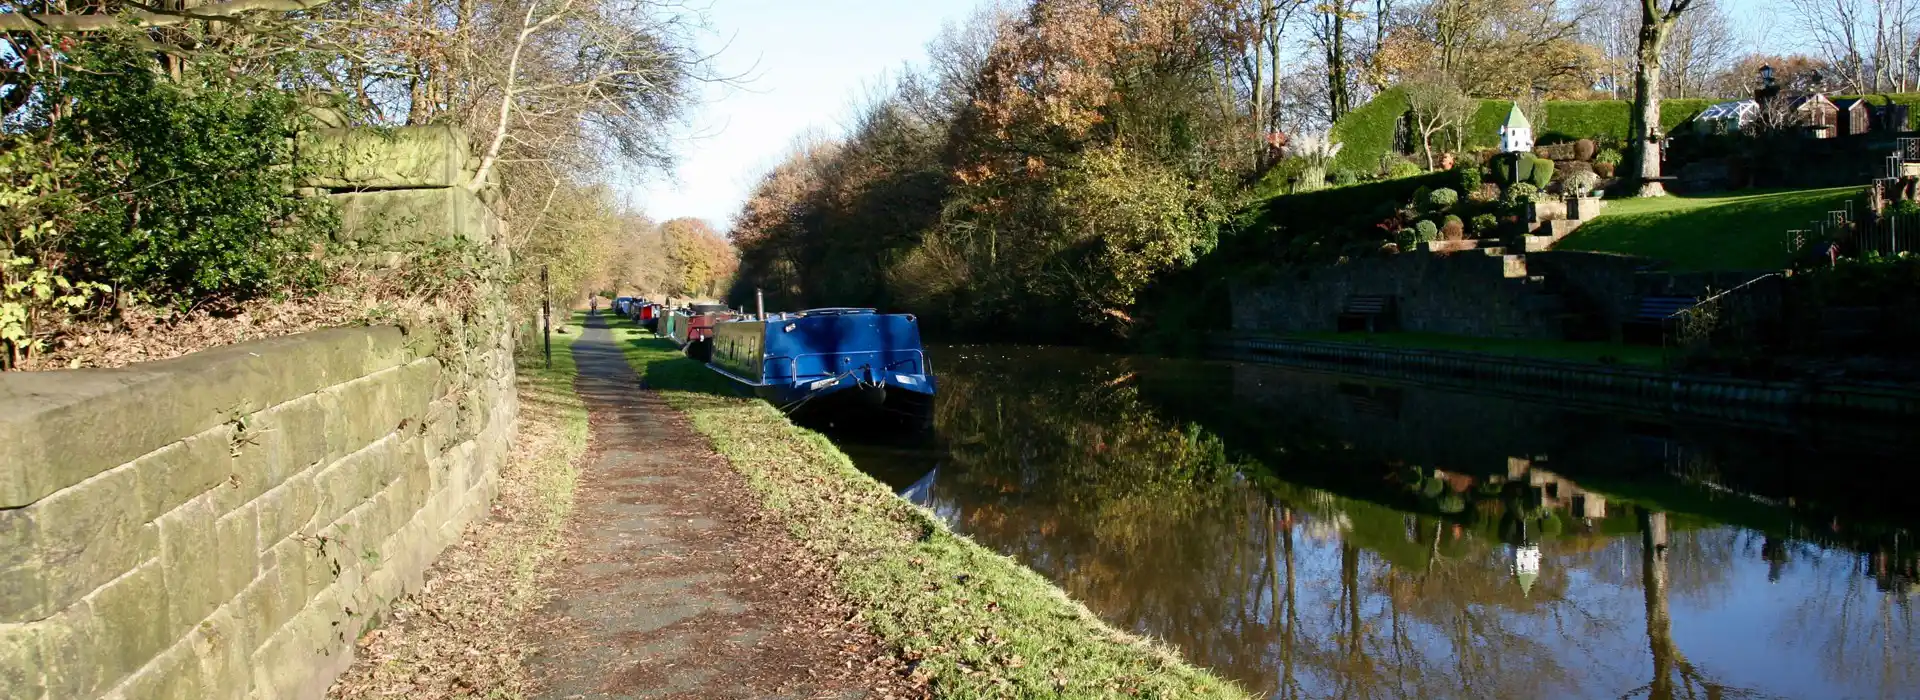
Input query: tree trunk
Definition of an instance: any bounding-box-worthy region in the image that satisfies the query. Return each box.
[1641,510,1675,699]
[1630,5,1676,197]
[1327,2,1350,123]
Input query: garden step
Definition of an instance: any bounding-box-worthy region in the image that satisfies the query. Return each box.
[1501,254,1529,278]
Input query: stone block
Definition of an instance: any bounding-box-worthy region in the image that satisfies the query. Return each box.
[0,327,415,509]
[0,623,45,700]
[158,498,222,637]
[187,598,255,700]
[255,473,318,554]
[300,125,470,190]
[0,464,158,623]
[133,425,236,524]
[310,436,404,533]
[216,394,331,515]
[43,560,171,698]
[104,640,202,700]
[329,187,488,249]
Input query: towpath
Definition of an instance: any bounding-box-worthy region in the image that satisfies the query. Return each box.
[523,313,918,699]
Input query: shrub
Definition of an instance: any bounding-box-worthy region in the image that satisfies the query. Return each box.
[1575,138,1598,161]
[1441,214,1465,240]
[48,42,330,308]
[1894,199,1920,216]
[1565,170,1602,196]
[1594,161,1616,178]
[1527,157,1555,189]
[1329,87,1410,172]
[1471,213,1500,236]
[1506,183,1540,203]
[1428,187,1459,210]
[1471,183,1502,203]
[1388,159,1424,179]
[1453,163,1482,194]
[1331,168,1362,186]
[1595,147,1623,165]
[1413,219,1439,241]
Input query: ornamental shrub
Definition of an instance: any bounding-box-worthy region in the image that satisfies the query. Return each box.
[1441,214,1465,240]
[1595,147,1623,165]
[1388,159,1424,179]
[1454,162,1482,194]
[1428,187,1459,210]
[1527,157,1555,189]
[1506,183,1540,203]
[1331,168,1361,186]
[1471,213,1500,236]
[1565,170,1601,196]
[1413,219,1439,241]
[1574,138,1598,161]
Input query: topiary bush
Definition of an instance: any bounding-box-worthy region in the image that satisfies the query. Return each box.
[1506,183,1540,204]
[1413,219,1439,242]
[1527,157,1555,189]
[1575,138,1597,161]
[1331,168,1361,186]
[1428,187,1459,210]
[1441,214,1465,240]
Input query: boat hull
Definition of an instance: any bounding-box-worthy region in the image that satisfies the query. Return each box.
[708,309,936,429]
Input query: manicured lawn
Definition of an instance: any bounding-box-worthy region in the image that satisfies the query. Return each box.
[1285,331,1668,367]
[1554,186,1861,270]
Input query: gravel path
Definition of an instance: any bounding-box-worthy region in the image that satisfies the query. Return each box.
[524,314,920,699]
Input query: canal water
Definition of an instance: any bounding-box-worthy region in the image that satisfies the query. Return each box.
[834,346,1920,700]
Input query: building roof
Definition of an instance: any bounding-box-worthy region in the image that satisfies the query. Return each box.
[1699,100,1757,120]
[1502,103,1530,131]
[1791,93,1836,110]
[1833,97,1870,111]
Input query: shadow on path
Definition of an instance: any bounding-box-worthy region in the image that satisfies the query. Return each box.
[523,313,916,699]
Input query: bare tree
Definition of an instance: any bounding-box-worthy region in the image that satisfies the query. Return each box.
[1784,0,1920,92]
[1628,0,1701,198]
[1403,71,1475,169]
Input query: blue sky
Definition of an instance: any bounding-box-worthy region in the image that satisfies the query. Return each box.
[629,0,1784,231]
[624,0,993,230]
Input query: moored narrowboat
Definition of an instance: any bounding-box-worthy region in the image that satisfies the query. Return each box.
[683,305,741,362]
[708,308,935,426]
[659,307,690,344]
[636,302,660,331]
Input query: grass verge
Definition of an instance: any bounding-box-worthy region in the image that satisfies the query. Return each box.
[1555,186,1859,270]
[607,318,1247,699]
[328,314,591,700]
[1280,330,1668,367]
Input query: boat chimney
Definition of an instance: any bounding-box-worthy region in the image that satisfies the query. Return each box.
[755,288,765,321]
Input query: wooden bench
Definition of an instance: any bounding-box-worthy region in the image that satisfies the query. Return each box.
[1337,294,1394,332]
[1623,295,1697,343]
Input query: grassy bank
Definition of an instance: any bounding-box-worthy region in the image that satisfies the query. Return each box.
[1556,186,1860,270]
[329,313,592,699]
[608,320,1247,699]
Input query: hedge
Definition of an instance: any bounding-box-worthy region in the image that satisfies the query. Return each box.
[1331,87,1408,173]
[1333,93,1727,160]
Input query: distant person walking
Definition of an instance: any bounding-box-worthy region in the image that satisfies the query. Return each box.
[589,297,599,316]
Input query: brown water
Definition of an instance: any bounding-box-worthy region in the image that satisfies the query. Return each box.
[835,345,1920,700]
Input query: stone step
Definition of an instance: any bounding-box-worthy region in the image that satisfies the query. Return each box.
[1501,254,1529,278]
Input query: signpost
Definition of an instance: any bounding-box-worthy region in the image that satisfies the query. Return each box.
[541,265,552,369]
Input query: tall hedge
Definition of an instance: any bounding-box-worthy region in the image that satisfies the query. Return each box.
[1333,93,1734,159]
[1330,87,1408,173]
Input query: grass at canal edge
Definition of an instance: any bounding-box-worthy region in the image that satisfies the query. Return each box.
[330,314,592,699]
[607,319,1249,699]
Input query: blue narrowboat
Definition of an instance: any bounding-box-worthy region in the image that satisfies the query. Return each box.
[708,308,935,425]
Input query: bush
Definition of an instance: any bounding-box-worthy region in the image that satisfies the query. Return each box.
[1471,213,1500,236]
[1527,157,1555,189]
[1428,188,1459,210]
[1454,163,1482,194]
[1441,214,1465,240]
[1388,159,1424,179]
[1329,87,1410,172]
[1894,199,1920,216]
[1595,147,1623,165]
[1331,168,1361,186]
[1413,219,1439,242]
[1575,138,1597,161]
[1506,183,1540,203]
[49,42,330,307]
[1470,183,1502,203]
[1565,170,1601,196]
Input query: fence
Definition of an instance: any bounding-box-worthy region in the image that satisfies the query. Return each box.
[1861,211,1920,256]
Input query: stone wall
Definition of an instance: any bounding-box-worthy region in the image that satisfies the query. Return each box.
[1230,253,1564,339]
[0,126,515,700]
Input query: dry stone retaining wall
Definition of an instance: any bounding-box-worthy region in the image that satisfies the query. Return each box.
[0,125,516,700]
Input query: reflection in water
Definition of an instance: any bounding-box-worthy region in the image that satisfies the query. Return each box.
[838,347,1920,700]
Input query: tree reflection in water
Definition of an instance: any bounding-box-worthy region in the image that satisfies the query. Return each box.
[844,347,1920,699]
